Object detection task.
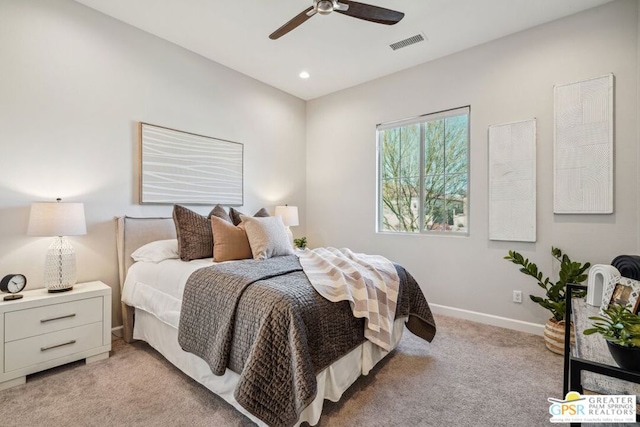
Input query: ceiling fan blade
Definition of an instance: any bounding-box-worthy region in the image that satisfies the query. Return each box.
[335,1,404,25]
[269,6,316,40]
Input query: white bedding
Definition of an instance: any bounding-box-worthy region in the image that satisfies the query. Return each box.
[122,258,405,426]
[122,258,213,328]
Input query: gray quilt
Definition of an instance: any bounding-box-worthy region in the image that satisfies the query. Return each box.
[178,255,436,427]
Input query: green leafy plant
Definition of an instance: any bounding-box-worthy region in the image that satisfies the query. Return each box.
[584,304,640,347]
[504,247,590,322]
[293,237,307,249]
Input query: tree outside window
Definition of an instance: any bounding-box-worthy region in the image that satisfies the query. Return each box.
[378,107,469,234]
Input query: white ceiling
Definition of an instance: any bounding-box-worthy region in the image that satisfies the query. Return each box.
[73,0,614,100]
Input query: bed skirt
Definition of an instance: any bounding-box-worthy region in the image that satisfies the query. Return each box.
[133,308,406,426]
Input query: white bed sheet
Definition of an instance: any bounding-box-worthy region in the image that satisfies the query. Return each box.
[123,259,405,426]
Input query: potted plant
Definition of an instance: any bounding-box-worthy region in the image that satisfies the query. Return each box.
[293,237,307,249]
[584,304,640,372]
[504,247,590,354]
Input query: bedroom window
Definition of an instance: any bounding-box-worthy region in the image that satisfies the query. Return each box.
[377,106,470,235]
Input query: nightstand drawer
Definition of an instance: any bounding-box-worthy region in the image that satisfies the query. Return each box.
[5,297,103,342]
[4,322,103,372]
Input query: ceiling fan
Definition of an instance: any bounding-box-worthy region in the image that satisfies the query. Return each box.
[269,0,405,40]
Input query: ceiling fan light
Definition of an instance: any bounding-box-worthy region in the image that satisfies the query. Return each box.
[317,0,333,15]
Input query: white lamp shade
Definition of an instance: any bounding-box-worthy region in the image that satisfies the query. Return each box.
[275,205,299,227]
[28,202,87,237]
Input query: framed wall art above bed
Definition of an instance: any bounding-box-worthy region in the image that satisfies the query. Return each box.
[139,122,243,205]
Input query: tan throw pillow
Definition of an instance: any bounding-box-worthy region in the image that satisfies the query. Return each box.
[242,215,294,260]
[173,205,214,261]
[211,216,252,262]
[229,207,269,226]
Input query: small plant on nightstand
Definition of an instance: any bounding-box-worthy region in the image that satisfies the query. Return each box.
[293,237,307,249]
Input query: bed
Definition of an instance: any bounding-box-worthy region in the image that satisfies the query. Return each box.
[115,215,436,426]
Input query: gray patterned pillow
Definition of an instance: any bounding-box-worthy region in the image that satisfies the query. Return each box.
[241,215,294,260]
[229,207,269,226]
[173,205,215,261]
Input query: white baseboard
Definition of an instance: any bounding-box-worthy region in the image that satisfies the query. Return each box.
[429,303,545,336]
[111,325,123,338]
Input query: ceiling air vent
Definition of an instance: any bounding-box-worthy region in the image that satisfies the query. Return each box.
[389,33,426,51]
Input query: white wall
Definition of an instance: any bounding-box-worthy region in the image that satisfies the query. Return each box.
[0,0,307,326]
[306,0,639,327]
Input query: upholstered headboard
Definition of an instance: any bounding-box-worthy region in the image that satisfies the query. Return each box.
[115,216,176,342]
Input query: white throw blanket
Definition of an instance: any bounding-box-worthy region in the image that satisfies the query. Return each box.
[297,247,399,351]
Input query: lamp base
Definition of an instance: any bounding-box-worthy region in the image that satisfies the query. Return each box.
[285,226,294,248]
[48,287,73,293]
[44,237,77,292]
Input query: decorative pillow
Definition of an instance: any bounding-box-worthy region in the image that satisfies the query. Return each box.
[173,205,214,261]
[211,204,233,224]
[211,216,253,262]
[229,207,269,226]
[131,239,179,263]
[241,215,294,260]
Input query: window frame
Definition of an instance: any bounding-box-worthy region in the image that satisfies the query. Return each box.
[376,106,471,236]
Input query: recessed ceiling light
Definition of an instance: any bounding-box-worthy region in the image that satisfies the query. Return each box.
[299,71,310,79]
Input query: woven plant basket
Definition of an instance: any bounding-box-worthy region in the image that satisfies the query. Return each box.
[544,318,574,355]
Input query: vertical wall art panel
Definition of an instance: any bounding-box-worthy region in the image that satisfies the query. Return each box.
[488,119,536,242]
[554,74,614,214]
[139,123,243,205]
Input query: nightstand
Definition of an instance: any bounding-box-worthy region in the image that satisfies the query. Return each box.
[0,281,112,391]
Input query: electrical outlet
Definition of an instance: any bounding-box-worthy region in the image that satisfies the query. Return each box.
[513,290,522,304]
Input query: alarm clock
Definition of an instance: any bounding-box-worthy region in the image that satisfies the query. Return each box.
[0,274,26,301]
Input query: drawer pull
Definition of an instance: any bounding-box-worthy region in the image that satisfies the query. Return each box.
[41,340,76,352]
[40,313,76,323]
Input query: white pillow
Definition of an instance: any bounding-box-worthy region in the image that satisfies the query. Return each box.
[131,239,179,263]
[241,215,294,260]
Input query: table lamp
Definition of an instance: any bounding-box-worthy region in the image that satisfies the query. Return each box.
[27,198,87,292]
[275,205,299,245]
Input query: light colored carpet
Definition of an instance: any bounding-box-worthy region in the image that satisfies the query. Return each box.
[0,315,566,426]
